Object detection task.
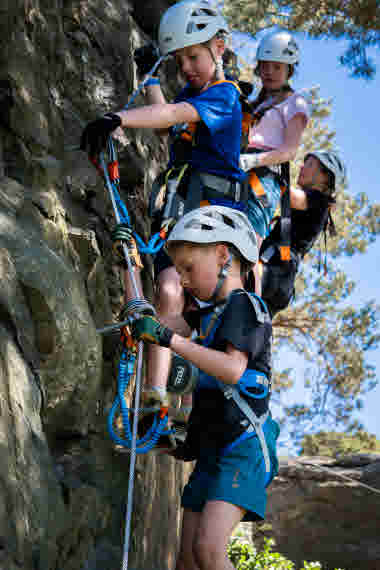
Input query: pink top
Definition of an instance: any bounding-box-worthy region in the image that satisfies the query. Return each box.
[248,92,310,150]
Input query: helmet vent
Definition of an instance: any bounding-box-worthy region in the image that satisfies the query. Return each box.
[186,22,207,33]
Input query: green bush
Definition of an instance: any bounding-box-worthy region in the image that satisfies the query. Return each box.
[228,537,345,570]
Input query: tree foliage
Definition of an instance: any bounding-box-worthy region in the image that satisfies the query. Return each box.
[228,537,345,569]
[269,89,380,444]
[300,429,380,457]
[222,0,380,78]
[235,81,380,445]
[218,32,380,443]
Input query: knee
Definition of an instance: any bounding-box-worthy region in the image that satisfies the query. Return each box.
[156,273,184,315]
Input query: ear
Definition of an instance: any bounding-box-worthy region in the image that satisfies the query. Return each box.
[214,36,226,57]
[215,243,230,265]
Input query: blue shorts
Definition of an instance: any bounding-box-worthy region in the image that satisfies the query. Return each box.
[181,416,280,521]
[246,169,282,238]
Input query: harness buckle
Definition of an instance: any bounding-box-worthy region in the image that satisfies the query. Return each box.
[223,386,234,399]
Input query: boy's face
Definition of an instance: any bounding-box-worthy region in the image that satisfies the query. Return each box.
[170,243,225,301]
[174,38,223,89]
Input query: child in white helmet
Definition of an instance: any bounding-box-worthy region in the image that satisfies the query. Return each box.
[260,150,347,316]
[239,30,310,293]
[80,1,249,439]
[131,205,279,570]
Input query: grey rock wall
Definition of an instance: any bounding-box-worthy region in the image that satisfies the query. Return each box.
[0,1,191,569]
[258,454,380,570]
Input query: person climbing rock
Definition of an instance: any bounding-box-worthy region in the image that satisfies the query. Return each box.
[131,205,279,570]
[260,150,347,316]
[81,0,248,444]
[239,30,310,294]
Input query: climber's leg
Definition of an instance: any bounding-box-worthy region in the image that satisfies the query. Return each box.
[193,501,245,570]
[175,509,201,570]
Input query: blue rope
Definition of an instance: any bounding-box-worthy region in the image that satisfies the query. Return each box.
[107,349,174,454]
[106,139,166,254]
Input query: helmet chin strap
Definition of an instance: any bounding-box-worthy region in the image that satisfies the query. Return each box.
[208,254,232,303]
[264,83,290,96]
[191,41,223,91]
[206,43,224,83]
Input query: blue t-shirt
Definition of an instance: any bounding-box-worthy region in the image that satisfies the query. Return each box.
[170,81,245,182]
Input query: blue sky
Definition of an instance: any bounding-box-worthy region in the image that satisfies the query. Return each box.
[233,31,380,444]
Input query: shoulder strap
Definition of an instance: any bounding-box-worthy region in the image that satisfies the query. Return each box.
[220,383,271,472]
[200,289,268,345]
[232,289,267,324]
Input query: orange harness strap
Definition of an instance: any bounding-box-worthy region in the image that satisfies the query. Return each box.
[249,170,266,199]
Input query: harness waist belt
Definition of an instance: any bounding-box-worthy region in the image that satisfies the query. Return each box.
[199,172,242,201]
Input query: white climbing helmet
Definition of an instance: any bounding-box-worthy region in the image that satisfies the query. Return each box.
[158,0,229,56]
[256,30,299,65]
[311,150,347,187]
[167,205,258,263]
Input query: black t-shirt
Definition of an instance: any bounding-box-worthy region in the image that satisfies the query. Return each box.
[184,289,272,378]
[269,187,330,257]
[182,290,272,453]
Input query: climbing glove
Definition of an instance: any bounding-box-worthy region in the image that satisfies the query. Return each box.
[80,112,122,157]
[131,315,173,348]
[134,44,160,76]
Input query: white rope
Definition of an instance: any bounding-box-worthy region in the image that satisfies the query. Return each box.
[122,343,145,570]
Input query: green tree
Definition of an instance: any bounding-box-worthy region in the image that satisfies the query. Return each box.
[263,87,380,443]
[220,23,380,441]
[228,537,345,569]
[223,0,380,78]
[300,429,380,457]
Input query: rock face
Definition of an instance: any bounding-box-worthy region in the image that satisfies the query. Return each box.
[0,1,191,569]
[2,3,380,570]
[259,455,380,570]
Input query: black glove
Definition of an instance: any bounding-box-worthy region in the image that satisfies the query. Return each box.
[134,44,160,76]
[80,113,122,157]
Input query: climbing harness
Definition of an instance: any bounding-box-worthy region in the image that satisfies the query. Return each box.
[195,290,273,472]
[149,80,249,230]
[259,162,300,317]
